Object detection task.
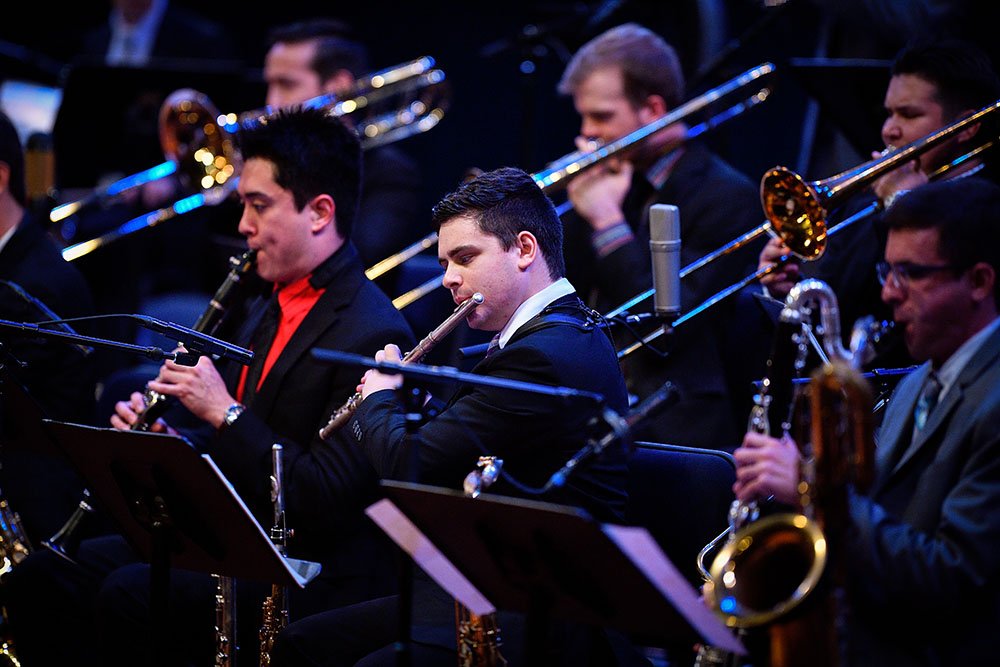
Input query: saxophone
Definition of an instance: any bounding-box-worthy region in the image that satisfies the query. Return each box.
[703,279,882,666]
[0,497,30,667]
[259,444,289,666]
[455,457,508,667]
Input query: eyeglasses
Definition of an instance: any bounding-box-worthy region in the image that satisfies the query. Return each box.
[876,261,960,289]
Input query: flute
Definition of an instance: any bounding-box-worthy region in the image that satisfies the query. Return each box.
[318,292,483,440]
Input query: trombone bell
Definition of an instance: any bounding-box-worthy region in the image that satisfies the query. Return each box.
[759,168,828,260]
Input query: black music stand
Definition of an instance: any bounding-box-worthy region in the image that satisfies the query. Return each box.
[41,420,320,667]
[368,481,744,665]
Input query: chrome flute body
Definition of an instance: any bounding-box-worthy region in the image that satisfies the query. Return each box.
[132,249,257,431]
[318,292,484,440]
[259,444,289,666]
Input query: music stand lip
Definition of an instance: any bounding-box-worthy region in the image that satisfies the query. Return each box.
[40,419,320,587]
[375,480,744,654]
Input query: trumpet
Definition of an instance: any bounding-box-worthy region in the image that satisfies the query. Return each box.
[317,292,483,440]
[616,98,1000,359]
[56,57,450,260]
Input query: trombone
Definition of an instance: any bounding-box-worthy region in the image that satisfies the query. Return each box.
[615,98,1000,359]
[56,57,450,260]
[362,63,777,310]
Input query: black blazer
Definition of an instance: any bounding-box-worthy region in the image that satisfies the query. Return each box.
[207,242,415,605]
[350,294,630,522]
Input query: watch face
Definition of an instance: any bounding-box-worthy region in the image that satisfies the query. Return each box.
[226,404,244,425]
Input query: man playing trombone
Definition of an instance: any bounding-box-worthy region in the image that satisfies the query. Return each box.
[557,23,766,452]
[758,39,1000,346]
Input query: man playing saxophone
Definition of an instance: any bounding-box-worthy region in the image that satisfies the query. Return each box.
[733,177,1000,665]
[3,107,416,666]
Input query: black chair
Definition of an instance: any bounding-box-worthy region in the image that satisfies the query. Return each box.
[626,441,736,590]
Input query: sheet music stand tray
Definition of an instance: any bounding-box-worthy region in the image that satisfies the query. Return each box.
[371,481,743,663]
[41,420,320,664]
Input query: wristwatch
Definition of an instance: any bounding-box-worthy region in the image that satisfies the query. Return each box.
[222,402,245,428]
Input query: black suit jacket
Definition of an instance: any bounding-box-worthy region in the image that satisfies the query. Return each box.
[350,294,629,522]
[844,323,1000,665]
[0,215,96,542]
[205,242,415,607]
[563,142,764,450]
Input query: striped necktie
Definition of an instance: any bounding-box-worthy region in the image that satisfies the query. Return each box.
[913,371,942,432]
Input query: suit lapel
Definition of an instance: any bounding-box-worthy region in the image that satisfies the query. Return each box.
[879,324,1000,486]
[250,280,354,415]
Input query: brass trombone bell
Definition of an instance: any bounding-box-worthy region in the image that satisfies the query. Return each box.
[759,97,1000,262]
[51,57,450,227]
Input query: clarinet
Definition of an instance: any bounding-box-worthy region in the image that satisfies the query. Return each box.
[259,444,290,665]
[132,248,257,431]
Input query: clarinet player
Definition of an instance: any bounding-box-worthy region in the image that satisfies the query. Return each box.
[2,107,416,667]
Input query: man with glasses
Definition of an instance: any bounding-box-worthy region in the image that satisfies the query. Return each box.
[731,176,1000,665]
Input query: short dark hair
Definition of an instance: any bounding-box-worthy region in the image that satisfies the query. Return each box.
[892,39,1000,119]
[266,18,370,80]
[883,176,1000,305]
[0,111,27,207]
[557,23,685,110]
[236,107,362,239]
[431,167,566,279]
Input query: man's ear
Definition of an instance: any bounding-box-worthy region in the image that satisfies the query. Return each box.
[309,194,337,234]
[638,94,667,125]
[516,230,539,270]
[969,261,996,304]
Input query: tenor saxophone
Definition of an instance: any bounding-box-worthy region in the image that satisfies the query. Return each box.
[318,292,483,440]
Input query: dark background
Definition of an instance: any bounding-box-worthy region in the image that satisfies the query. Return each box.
[0,0,917,215]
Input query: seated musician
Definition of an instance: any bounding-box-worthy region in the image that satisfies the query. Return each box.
[732,177,1000,665]
[270,167,636,666]
[758,39,1000,346]
[2,107,416,666]
[557,23,766,451]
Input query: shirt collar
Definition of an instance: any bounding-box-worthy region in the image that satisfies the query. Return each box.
[935,315,1000,399]
[0,222,18,255]
[494,277,575,349]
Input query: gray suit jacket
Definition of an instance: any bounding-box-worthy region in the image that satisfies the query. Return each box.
[845,322,1000,665]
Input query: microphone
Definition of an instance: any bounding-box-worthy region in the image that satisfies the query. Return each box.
[546,381,680,490]
[649,204,682,320]
[131,315,253,366]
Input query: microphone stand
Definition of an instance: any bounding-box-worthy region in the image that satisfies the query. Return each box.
[0,317,253,367]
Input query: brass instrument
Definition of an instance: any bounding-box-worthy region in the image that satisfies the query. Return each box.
[318,292,483,440]
[703,279,878,666]
[372,63,775,310]
[0,496,31,667]
[532,63,774,191]
[259,443,290,666]
[616,99,1000,359]
[56,57,450,260]
[456,457,508,667]
[42,249,257,564]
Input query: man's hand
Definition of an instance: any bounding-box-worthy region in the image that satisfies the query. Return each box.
[758,235,800,300]
[359,344,404,400]
[110,391,174,434]
[871,154,928,206]
[145,355,235,429]
[566,136,633,231]
[733,431,801,505]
